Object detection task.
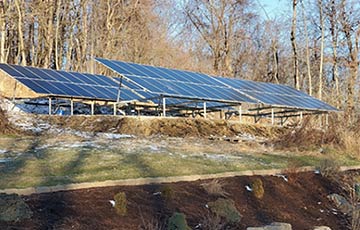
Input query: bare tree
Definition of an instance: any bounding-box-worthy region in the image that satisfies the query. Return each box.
[184,0,254,76]
[317,0,325,100]
[324,0,341,106]
[14,0,26,65]
[291,0,300,90]
[339,0,359,117]
[300,0,312,95]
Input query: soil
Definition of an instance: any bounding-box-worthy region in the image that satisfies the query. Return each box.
[0,171,347,230]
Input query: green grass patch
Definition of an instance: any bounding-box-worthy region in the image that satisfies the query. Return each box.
[0,138,360,189]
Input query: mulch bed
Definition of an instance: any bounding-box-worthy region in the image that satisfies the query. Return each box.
[0,171,347,230]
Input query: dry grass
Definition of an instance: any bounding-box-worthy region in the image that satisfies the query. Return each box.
[339,176,360,230]
[114,192,127,216]
[139,217,165,230]
[251,178,264,199]
[200,211,225,230]
[201,179,229,197]
[275,116,360,159]
[318,158,340,179]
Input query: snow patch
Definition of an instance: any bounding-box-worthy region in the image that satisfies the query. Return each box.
[0,149,7,154]
[95,133,134,139]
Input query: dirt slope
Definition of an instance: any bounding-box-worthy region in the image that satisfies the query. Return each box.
[39,115,284,138]
[0,171,346,230]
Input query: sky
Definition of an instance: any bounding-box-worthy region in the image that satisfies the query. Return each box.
[257,0,290,19]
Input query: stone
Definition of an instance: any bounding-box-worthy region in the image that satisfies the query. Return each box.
[314,226,331,230]
[0,193,33,222]
[247,222,292,230]
[327,193,353,214]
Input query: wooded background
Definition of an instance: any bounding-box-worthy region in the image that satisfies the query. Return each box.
[0,0,359,120]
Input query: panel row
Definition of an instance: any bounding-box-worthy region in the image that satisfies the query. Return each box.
[97,58,339,111]
[96,58,220,86]
[0,64,119,87]
[214,77,311,97]
[13,76,143,101]
[0,64,145,101]
[121,74,256,103]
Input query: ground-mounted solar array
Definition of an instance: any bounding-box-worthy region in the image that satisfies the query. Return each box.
[96,58,257,105]
[214,77,337,111]
[0,63,149,101]
[95,58,338,112]
[0,58,339,119]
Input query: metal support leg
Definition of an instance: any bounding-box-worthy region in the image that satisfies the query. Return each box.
[91,101,94,115]
[319,114,322,128]
[70,99,74,116]
[48,97,52,115]
[271,108,274,125]
[325,113,329,129]
[113,103,116,116]
[162,97,166,117]
[239,105,242,123]
[300,111,303,124]
[203,102,207,118]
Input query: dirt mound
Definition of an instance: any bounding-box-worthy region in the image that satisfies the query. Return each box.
[39,115,284,138]
[0,171,346,229]
[0,193,32,222]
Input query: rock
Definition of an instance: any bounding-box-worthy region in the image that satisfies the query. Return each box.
[247,222,292,230]
[0,193,33,222]
[314,226,331,230]
[327,193,353,214]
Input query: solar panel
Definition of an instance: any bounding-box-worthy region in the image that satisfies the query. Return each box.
[95,58,257,104]
[0,63,146,101]
[214,77,338,111]
[96,57,338,112]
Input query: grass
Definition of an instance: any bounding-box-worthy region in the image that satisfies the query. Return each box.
[0,136,359,189]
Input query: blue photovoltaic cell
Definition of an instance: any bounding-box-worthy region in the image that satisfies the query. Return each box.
[96,58,257,104]
[95,58,339,111]
[0,63,150,102]
[213,76,338,111]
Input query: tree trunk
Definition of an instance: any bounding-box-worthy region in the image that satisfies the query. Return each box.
[328,0,340,107]
[54,0,61,70]
[301,1,312,95]
[0,2,6,63]
[291,0,299,90]
[14,0,26,65]
[318,0,324,100]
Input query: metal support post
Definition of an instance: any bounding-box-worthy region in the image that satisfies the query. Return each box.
[162,97,166,117]
[203,102,207,118]
[48,97,52,115]
[91,101,94,115]
[113,103,116,116]
[117,76,123,103]
[300,111,303,124]
[70,99,74,116]
[238,105,242,123]
[271,108,274,125]
[325,113,329,129]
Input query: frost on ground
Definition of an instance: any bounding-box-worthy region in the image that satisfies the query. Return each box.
[0,98,285,166]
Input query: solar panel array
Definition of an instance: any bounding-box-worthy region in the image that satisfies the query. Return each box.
[96,58,338,112]
[214,77,337,111]
[96,58,257,104]
[0,63,149,101]
[0,59,338,112]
